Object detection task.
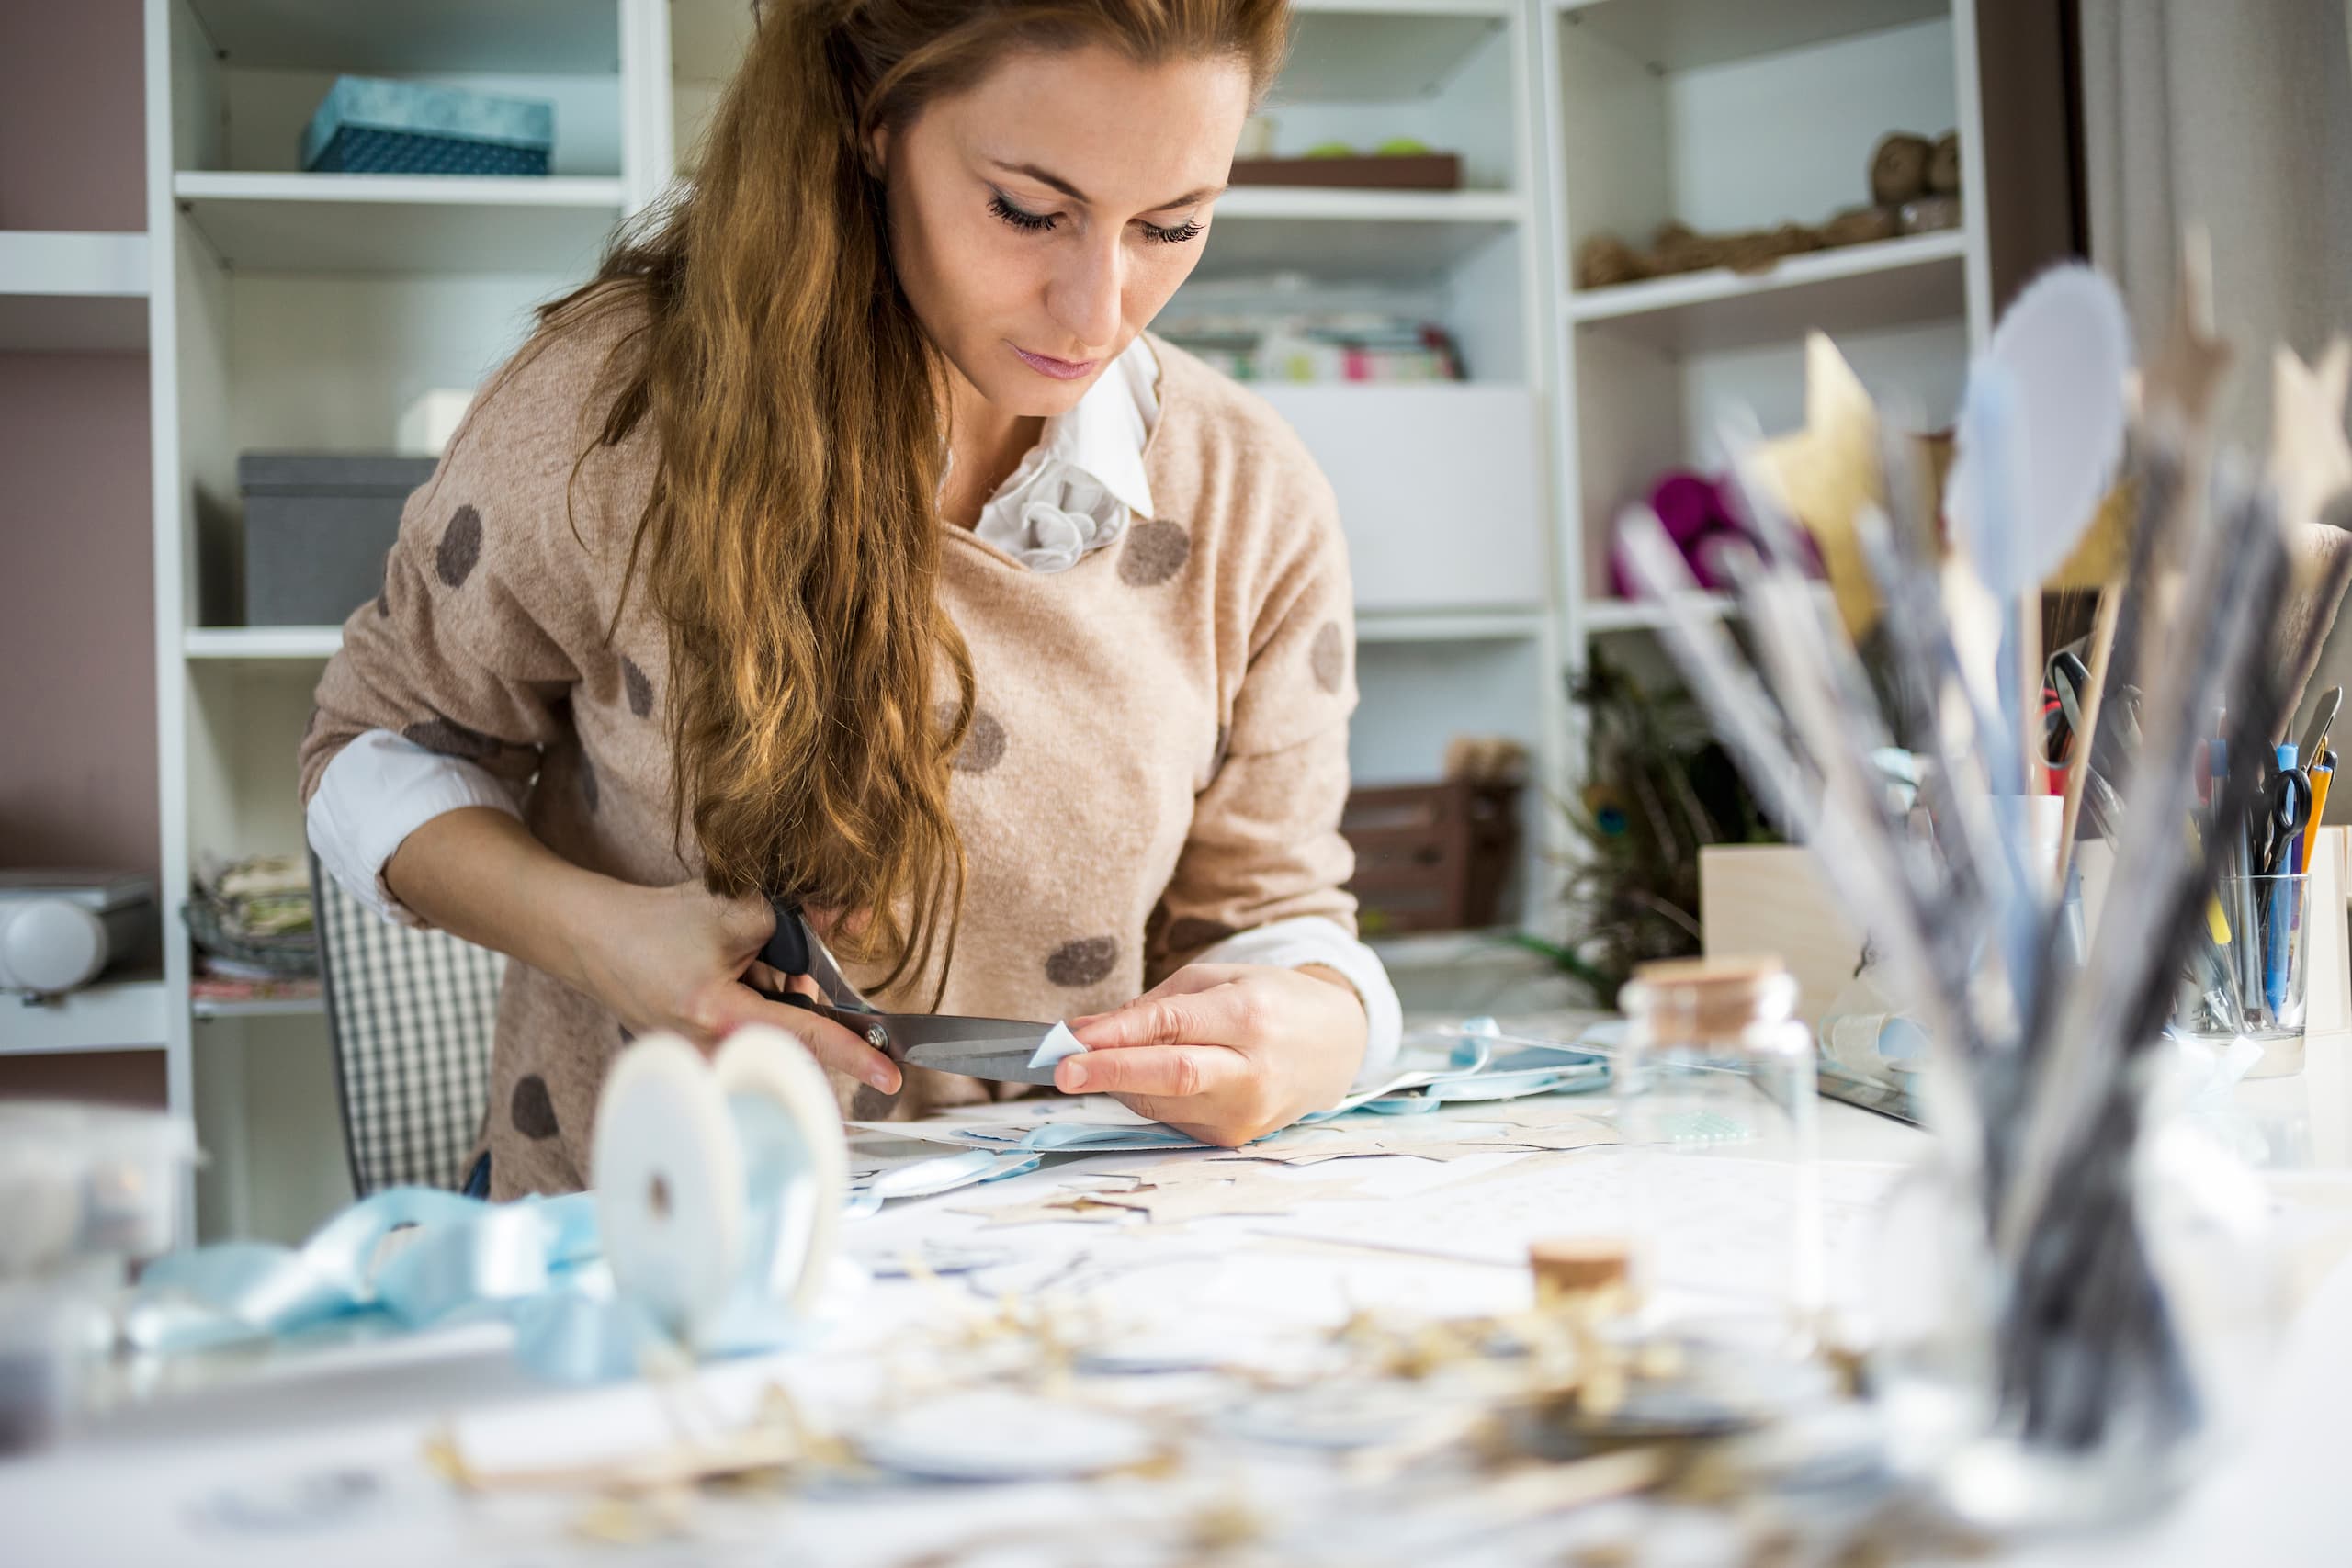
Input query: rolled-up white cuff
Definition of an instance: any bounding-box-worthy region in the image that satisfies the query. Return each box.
[1193,915,1403,1089]
[307,728,521,928]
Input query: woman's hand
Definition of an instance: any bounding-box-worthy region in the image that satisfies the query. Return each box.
[564,879,902,1092]
[1057,964,1368,1145]
[384,810,899,1093]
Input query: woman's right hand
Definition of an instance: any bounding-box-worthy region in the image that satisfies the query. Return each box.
[385,808,900,1092]
[564,879,903,1092]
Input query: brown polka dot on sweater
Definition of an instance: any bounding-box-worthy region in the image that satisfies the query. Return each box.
[621,657,654,718]
[939,704,1006,774]
[403,715,501,761]
[1309,620,1348,694]
[436,504,483,588]
[1045,935,1118,987]
[511,1074,560,1139]
[1118,520,1192,587]
[1165,917,1238,954]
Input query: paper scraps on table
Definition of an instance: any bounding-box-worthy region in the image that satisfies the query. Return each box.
[1204,1112,1618,1168]
[956,1171,1371,1228]
[849,1096,1201,1153]
[849,1020,1612,1156]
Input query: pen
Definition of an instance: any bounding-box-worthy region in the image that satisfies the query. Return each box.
[2306,748,2337,874]
[2266,743,2304,1020]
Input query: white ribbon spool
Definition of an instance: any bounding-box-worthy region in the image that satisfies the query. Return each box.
[591,1024,847,1348]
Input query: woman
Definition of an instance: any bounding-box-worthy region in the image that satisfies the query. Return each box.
[300,0,1400,1201]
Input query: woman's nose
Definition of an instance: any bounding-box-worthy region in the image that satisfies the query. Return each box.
[1046,233,1124,352]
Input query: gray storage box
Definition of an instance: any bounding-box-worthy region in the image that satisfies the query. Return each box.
[239,454,436,626]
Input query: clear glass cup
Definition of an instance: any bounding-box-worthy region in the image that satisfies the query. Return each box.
[2177,873,2309,1069]
[1615,958,1823,1348]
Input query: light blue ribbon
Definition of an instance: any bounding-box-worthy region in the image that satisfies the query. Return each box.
[123,1187,620,1369]
[123,1101,831,1385]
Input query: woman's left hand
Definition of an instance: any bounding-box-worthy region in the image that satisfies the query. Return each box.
[1057,964,1368,1145]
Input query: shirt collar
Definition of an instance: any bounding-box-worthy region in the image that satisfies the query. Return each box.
[1010,334,1159,521]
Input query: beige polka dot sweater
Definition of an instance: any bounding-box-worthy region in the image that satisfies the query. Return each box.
[300,307,1363,1200]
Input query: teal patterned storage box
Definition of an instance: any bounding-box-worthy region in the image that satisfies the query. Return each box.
[300,77,553,176]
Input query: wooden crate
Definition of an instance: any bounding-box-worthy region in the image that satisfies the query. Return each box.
[1342,780,1520,935]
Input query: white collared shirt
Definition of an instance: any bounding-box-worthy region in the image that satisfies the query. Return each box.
[967,336,1160,572]
[309,334,1403,1085]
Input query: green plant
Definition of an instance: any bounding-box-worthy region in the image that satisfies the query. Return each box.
[1542,648,1776,1004]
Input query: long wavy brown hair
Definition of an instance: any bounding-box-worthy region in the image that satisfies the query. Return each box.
[538,1,1288,998]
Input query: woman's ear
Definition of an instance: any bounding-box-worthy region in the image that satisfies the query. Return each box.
[863,124,890,180]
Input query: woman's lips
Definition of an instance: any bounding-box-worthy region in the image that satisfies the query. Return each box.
[1012,345,1098,380]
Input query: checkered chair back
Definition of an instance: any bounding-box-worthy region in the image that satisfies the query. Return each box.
[311,855,506,1194]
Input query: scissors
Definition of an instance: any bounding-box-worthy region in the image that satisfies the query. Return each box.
[2256,747,2315,877]
[751,898,1064,1086]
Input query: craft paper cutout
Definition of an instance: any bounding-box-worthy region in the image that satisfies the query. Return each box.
[2141,228,2233,431]
[2271,338,2352,529]
[1027,1021,1088,1072]
[1750,333,1885,637]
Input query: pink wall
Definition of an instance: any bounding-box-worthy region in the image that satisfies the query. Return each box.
[0,1,147,231]
[0,1049,165,1107]
[0,355,159,880]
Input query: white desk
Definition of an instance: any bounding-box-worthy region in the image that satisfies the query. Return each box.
[7,1043,2352,1567]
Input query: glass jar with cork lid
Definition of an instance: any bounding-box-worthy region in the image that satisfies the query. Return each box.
[1614,954,1824,1348]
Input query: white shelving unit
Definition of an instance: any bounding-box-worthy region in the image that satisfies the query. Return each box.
[1,978,172,1058]
[140,0,663,1243]
[1539,0,1994,645]
[107,0,2041,1241]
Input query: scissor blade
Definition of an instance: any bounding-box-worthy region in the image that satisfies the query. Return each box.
[835,1010,1061,1085]
[899,1040,1065,1086]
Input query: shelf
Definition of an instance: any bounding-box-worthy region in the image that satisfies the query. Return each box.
[186,626,344,662]
[1360,608,1549,643]
[1280,5,1510,102]
[187,0,621,74]
[0,231,150,351]
[1580,583,1834,634]
[173,173,625,276]
[1,978,170,1056]
[1556,0,1949,74]
[1202,187,1523,284]
[1580,594,1733,633]
[194,995,324,1021]
[1566,230,1967,355]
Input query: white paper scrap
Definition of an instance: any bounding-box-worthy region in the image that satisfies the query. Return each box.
[1027,1021,1088,1071]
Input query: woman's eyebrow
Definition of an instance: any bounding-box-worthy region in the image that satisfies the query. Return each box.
[987,158,1225,212]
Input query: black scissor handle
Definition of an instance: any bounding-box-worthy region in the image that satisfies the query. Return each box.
[760,896,812,977]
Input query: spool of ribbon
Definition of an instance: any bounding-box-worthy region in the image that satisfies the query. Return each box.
[121,1025,850,1383]
[591,1024,847,1352]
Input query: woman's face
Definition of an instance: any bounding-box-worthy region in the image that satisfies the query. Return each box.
[876,44,1253,417]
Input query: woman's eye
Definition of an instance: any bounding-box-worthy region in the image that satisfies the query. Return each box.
[988,193,1057,233]
[1142,219,1204,245]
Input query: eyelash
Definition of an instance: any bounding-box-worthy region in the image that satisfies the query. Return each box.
[988,191,1204,246]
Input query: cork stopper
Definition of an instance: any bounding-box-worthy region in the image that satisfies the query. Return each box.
[1626,953,1792,1043]
[1529,1236,1632,1297]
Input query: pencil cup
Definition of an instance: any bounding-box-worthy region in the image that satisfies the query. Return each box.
[2177,873,2310,1045]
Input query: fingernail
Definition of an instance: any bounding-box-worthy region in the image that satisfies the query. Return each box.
[1057,1061,1090,1092]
